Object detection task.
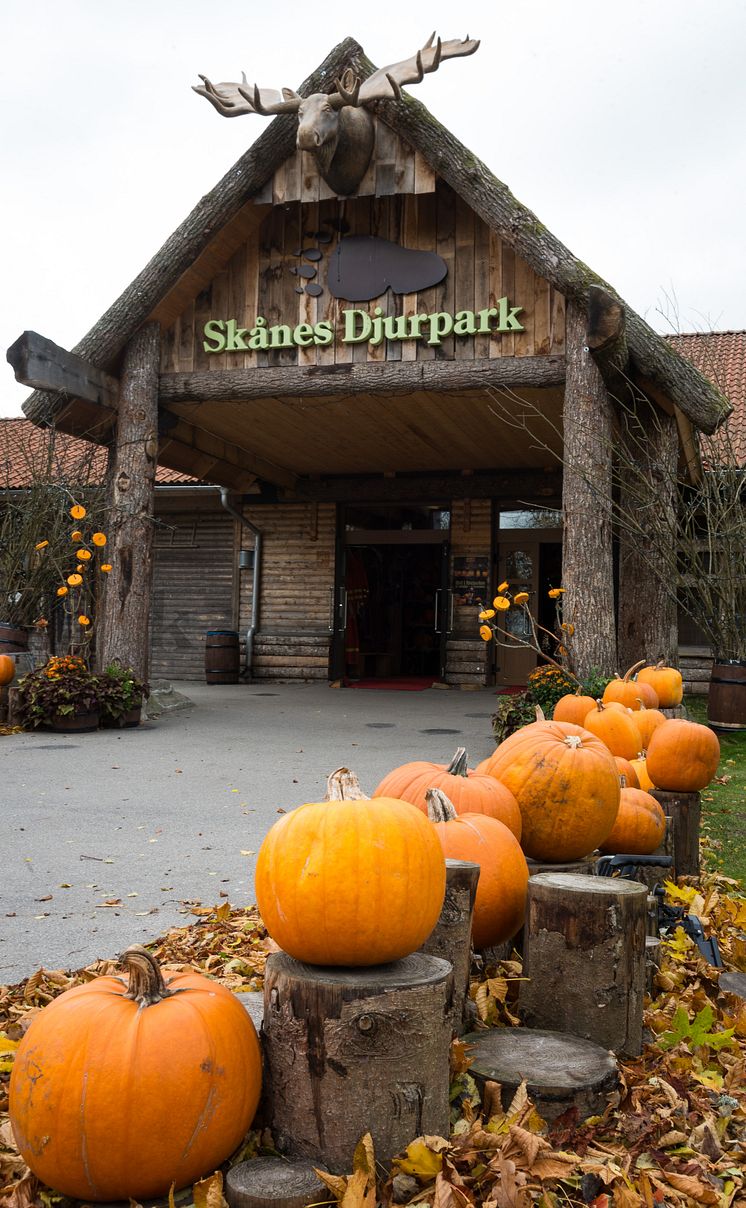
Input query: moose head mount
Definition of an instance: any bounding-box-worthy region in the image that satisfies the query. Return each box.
[193,34,480,196]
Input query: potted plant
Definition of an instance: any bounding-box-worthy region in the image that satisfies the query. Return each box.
[15,655,102,732]
[98,660,150,728]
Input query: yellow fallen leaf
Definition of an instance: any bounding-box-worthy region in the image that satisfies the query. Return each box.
[394,1137,444,1180]
[193,1171,228,1208]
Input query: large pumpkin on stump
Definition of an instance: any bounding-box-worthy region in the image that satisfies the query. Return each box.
[9,947,262,1202]
[477,719,620,861]
[646,719,720,791]
[426,788,528,947]
[637,661,683,708]
[255,768,446,965]
[599,787,666,854]
[373,747,521,838]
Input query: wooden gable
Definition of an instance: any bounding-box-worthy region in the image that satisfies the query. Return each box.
[158,118,566,379]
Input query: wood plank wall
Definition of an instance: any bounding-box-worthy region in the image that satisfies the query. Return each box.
[161,185,565,375]
[151,508,236,680]
[238,502,335,679]
[447,499,492,686]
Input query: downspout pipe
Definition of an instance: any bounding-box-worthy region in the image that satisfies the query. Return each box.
[217,488,262,679]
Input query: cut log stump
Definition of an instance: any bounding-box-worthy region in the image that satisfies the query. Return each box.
[519,872,648,1056]
[263,952,454,1173]
[645,936,662,995]
[719,972,746,1000]
[226,1157,326,1208]
[463,1028,618,1124]
[652,790,701,878]
[527,855,599,876]
[420,858,479,1035]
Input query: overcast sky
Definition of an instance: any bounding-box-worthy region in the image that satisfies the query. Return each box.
[2,0,744,417]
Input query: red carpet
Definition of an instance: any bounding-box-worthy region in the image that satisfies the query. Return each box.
[494,685,526,695]
[346,676,437,692]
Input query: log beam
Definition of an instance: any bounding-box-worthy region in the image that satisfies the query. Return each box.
[562,299,618,677]
[97,323,160,680]
[158,357,566,404]
[284,468,562,504]
[7,330,120,409]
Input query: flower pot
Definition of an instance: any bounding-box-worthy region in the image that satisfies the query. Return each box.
[707,659,746,732]
[123,705,142,728]
[47,708,101,734]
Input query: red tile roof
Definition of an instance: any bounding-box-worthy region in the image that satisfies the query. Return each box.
[667,331,746,464]
[0,418,200,488]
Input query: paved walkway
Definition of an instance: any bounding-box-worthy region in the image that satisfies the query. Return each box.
[2,680,500,983]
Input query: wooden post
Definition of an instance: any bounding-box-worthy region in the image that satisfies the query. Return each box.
[519,872,648,1056]
[262,952,454,1173]
[463,1027,618,1124]
[617,404,679,670]
[226,1158,326,1208]
[419,858,479,1035]
[97,322,160,679]
[652,790,701,878]
[562,300,617,677]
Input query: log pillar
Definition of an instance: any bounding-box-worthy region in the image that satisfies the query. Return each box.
[97,321,160,679]
[419,858,479,1035]
[562,300,617,678]
[262,952,453,1173]
[519,872,647,1056]
[652,789,701,878]
[617,404,679,670]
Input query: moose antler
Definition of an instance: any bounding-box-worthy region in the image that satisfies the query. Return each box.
[192,74,301,118]
[357,32,480,104]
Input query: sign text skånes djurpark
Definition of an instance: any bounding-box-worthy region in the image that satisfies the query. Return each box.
[202,300,524,354]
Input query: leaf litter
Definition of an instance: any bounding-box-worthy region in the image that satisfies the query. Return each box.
[0,874,745,1206]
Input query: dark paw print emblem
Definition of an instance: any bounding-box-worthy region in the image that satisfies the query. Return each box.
[289,228,447,302]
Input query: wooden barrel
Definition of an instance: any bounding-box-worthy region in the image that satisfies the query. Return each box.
[707,659,746,731]
[205,630,240,684]
[0,624,28,654]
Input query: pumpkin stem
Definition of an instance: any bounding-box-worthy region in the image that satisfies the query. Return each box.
[623,659,647,682]
[620,774,627,789]
[425,787,458,824]
[594,698,605,711]
[325,767,369,800]
[445,747,469,777]
[563,735,583,749]
[534,705,546,722]
[120,945,175,1007]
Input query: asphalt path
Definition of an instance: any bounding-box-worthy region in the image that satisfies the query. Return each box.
[2,680,499,983]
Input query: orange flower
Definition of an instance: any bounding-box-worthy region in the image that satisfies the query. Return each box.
[478,609,495,620]
[513,592,529,605]
[493,596,510,612]
[56,585,68,597]
[100,564,112,573]
[497,580,509,593]
[71,530,83,541]
[70,504,86,520]
[34,540,49,551]
[67,573,83,587]
[548,588,565,599]
[34,618,48,628]
[78,615,91,627]
[92,532,107,547]
[479,625,493,642]
[77,549,92,561]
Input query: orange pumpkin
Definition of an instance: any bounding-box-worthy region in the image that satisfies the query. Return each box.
[477,719,620,861]
[637,662,683,708]
[646,719,720,792]
[255,770,445,965]
[599,788,666,854]
[634,706,667,753]
[582,701,642,760]
[615,756,640,789]
[0,655,15,686]
[631,757,656,792]
[634,681,660,710]
[552,692,597,726]
[9,947,261,1202]
[603,660,648,710]
[426,788,528,947]
[373,747,521,839]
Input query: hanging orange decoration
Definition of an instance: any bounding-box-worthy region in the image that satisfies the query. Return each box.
[67,573,83,587]
[92,532,107,547]
[77,549,92,561]
[100,564,112,574]
[69,504,86,520]
[71,530,83,541]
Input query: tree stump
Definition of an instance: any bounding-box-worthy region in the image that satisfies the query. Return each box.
[720,972,746,1000]
[661,705,687,720]
[526,855,599,876]
[651,790,700,878]
[645,936,662,995]
[226,1158,326,1208]
[419,859,479,1035]
[463,1028,618,1124]
[263,952,454,1173]
[519,873,647,1056]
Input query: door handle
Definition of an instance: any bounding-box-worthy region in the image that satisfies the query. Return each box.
[433,589,441,634]
[447,590,454,633]
[338,587,348,630]
[328,587,335,633]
